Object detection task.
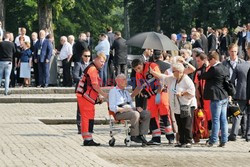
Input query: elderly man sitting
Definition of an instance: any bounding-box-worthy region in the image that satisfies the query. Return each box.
[109,74,150,144]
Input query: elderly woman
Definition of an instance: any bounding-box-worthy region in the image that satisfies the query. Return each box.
[150,63,196,148]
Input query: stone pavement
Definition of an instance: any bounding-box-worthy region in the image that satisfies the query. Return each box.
[1,102,250,166]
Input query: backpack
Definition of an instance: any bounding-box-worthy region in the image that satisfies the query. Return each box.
[193,108,210,143]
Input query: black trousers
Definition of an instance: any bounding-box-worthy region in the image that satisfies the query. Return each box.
[175,107,194,144]
[62,59,72,87]
[76,102,81,132]
[115,64,127,77]
[33,62,39,86]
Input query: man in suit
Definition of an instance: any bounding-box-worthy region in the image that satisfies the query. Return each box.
[222,44,245,141]
[229,48,250,141]
[30,32,39,86]
[245,43,250,142]
[72,33,88,84]
[111,31,127,77]
[86,32,94,53]
[200,51,229,147]
[34,30,53,88]
[207,27,217,52]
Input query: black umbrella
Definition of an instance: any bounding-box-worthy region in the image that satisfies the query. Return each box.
[126,31,179,51]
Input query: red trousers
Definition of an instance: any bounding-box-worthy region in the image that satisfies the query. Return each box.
[77,95,95,140]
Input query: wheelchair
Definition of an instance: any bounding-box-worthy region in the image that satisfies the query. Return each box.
[108,109,131,147]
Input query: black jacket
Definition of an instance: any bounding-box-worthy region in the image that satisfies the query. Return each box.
[72,40,88,62]
[247,68,250,101]
[200,63,229,100]
[111,37,127,65]
[207,33,216,52]
[0,41,16,61]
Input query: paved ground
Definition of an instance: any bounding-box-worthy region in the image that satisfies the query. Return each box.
[1,102,250,167]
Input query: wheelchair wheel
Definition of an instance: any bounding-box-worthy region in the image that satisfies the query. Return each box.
[109,138,115,147]
[124,138,131,147]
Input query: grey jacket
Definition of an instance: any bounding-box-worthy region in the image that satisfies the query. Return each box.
[231,61,250,100]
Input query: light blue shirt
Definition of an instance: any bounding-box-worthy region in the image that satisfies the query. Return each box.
[109,87,134,113]
[247,31,250,43]
[95,39,110,55]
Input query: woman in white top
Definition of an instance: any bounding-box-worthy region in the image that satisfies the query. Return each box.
[150,63,196,148]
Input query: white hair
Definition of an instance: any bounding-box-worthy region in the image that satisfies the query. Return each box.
[115,73,126,80]
[172,63,185,73]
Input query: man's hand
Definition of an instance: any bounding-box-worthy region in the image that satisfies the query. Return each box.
[34,59,37,63]
[45,59,49,63]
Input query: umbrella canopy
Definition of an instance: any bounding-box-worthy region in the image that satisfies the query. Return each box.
[126,31,179,51]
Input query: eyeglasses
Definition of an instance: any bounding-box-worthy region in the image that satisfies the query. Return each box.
[83,55,91,57]
[172,70,179,73]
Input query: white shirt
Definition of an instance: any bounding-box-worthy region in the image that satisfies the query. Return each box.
[59,42,73,60]
[14,35,31,46]
[109,86,134,113]
[160,74,196,114]
[0,27,3,40]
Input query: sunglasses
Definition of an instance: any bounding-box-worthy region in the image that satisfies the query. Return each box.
[83,55,91,57]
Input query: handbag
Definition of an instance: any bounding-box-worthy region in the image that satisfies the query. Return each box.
[177,96,191,118]
[227,101,241,117]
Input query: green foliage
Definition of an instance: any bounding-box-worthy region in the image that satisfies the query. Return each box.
[3,0,250,45]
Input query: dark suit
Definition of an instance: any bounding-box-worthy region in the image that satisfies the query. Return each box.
[229,61,250,139]
[34,39,53,86]
[201,63,229,100]
[72,40,88,83]
[31,40,39,86]
[111,37,128,76]
[207,33,216,52]
[246,68,250,141]
[192,39,203,50]
[200,34,208,54]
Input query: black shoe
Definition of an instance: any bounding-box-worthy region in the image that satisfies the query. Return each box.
[147,140,161,145]
[139,135,148,144]
[218,142,226,148]
[174,143,186,148]
[228,135,236,141]
[131,136,142,143]
[83,140,100,146]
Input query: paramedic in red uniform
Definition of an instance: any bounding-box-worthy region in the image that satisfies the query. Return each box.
[131,59,174,145]
[76,52,108,146]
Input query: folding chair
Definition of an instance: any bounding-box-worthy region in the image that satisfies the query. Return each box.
[108,105,131,147]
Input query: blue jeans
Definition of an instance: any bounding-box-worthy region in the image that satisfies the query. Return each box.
[210,98,228,144]
[0,61,12,94]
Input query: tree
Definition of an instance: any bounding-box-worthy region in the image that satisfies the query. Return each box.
[0,0,5,30]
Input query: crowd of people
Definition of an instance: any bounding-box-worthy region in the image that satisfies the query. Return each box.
[1,21,250,148]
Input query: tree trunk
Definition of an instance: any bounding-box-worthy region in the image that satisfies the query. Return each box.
[124,0,130,40]
[155,0,161,32]
[38,0,53,36]
[0,0,5,30]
